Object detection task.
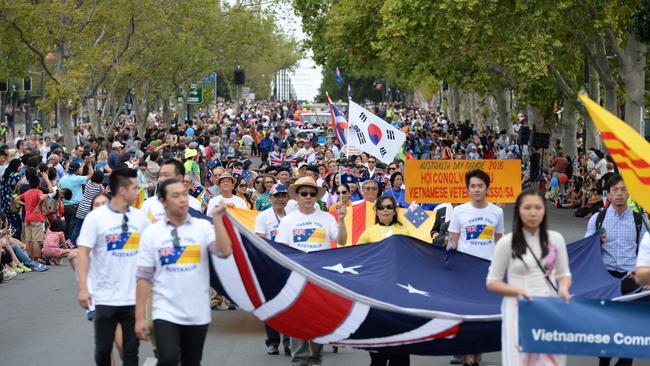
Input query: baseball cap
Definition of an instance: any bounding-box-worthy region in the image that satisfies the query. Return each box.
[112,141,123,148]
[269,184,289,196]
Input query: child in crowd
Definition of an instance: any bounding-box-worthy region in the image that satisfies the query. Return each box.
[42,219,77,265]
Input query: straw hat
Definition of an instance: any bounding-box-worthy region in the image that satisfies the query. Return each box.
[217,172,236,185]
[288,176,325,200]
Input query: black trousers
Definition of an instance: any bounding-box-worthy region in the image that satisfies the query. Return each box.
[94,305,139,366]
[154,319,209,366]
[369,352,410,366]
[598,272,634,366]
[264,323,289,347]
[63,204,78,240]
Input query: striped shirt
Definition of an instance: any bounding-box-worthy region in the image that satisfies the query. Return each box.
[75,181,103,220]
[585,206,648,272]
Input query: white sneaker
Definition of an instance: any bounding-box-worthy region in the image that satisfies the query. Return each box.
[3,265,17,280]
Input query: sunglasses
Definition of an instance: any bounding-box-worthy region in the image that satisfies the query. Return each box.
[254,180,263,185]
[338,190,348,194]
[376,204,395,211]
[388,167,397,171]
[239,184,247,188]
[171,227,181,247]
[299,191,318,197]
[121,214,129,233]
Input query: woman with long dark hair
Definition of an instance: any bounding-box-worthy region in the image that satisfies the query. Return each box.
[0,159,25,239]
[486,189,572,366]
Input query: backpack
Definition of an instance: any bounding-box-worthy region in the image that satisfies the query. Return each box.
[595,208,644,252]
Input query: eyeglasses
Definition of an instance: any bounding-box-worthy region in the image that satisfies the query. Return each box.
[121,214,129,232]
[337,190,348,194]
[171,227,180,247]
[299,191,318,197]
[376,204,395,211]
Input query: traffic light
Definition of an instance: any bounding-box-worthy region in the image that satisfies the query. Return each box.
[23,77,32,92]
[234,69,245,85]
[0,80,6,93]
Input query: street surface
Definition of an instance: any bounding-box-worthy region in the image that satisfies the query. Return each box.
[1,207,648,366]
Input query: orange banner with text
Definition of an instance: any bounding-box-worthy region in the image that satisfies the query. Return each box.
[405,160,521,203]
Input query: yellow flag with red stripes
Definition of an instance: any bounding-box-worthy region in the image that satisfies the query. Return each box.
[579,93,650,210]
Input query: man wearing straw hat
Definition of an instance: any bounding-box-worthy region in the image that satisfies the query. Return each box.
[275,176,347,366]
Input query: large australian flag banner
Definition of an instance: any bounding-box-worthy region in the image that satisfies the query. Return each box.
[519,297,650,359]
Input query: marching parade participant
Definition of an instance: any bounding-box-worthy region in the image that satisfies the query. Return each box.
[77,168,150,366]
[135,178,232,365]
[275,176,347,366]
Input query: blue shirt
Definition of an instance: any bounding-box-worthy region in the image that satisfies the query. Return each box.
[58,174,87,205]
[585,206,648,272]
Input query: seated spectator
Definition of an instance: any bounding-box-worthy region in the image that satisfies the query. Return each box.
[42,219,77,265]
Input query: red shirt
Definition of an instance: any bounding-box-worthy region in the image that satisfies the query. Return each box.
[19,188,46,223]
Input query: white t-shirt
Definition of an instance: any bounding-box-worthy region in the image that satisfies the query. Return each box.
[448,202,505,260]
[636,232,650,267]
[77,205,150,306]
[255,208,284,241]
[207,194,247,214]
[276,209,338,252]
[137,216,215,325]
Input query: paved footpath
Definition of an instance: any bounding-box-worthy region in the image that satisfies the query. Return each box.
[1,207,648,365]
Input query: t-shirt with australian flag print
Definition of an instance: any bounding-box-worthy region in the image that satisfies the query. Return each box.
[77,204,150,306]
[137,216,216,325]
[448,202,504,260]
[276,210,339,252]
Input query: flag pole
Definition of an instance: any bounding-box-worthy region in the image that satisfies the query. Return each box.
[346,96,352,159]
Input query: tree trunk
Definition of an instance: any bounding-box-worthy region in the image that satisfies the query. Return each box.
[492,87,511,134]
[57,102,75,149]
[622,34,646,132]
[584,65,601,150]
[487,95,499,128]
[561,100,578,159]
[447,84,460,123]
[162,95,172,128]
[589,35,618,116]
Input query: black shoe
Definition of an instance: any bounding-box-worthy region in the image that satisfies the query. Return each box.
[284,346,291,356]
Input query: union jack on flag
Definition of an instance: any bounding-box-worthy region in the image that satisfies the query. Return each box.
[160,247,175,256]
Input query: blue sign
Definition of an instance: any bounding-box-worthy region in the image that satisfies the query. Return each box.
[519,297,650,359]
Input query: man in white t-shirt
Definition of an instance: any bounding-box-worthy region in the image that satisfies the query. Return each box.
[206,172,247,214]
[134,178,232,365]
[447,169,504,366]
[77,168,150,366]
[275,176,347,366]
[254,183,291,355]
[141,159,201,223]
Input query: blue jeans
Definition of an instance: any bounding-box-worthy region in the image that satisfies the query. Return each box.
[70,217,84,245]
[11,244,37,267]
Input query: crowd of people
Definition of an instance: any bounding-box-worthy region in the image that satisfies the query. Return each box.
[0,99,649,366]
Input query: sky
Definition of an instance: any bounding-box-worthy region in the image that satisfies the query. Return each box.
[274,2,323,101]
